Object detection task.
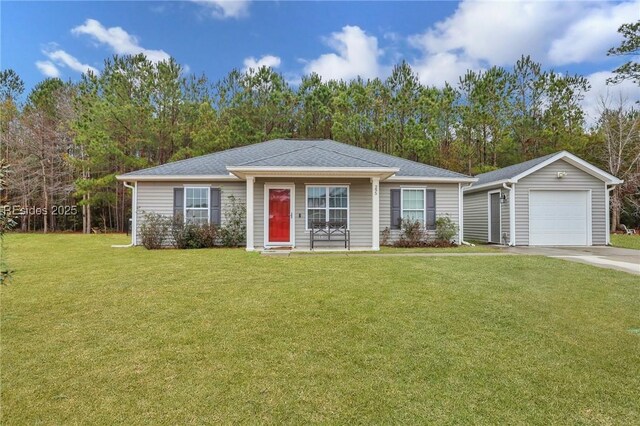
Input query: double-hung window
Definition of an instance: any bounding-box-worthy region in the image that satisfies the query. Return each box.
[401,188,426,223]
[185,187,209,224]
[306,185,349,229]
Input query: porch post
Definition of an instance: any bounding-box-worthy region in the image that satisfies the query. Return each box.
[371,177,380,251]
[246,176,255,251]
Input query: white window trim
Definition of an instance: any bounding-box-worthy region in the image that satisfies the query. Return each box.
[305,185,350,231]
[400,187,427,225]
[184,187,210,224]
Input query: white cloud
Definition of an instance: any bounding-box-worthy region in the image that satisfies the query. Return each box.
[582,71,640,127]
[35,60,61,78]
[72,19,170,63]
[304,26,381,81]
[243,55,281,72]
[411,1,579,66]
[44,49,99,75]
[406,0,640,87]
[412,52,481,87]
[548,1,640,65]
[191,0,251,19]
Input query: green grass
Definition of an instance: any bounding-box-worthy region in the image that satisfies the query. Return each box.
[2,234,639,424]
[611,233,640,250]
[290,245,498,255]
[379,244,498,253]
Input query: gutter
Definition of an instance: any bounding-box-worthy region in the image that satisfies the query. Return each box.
[112,181,136,248]
[606,184,616,245]
[502,183,516,246]
[115,174,241,182]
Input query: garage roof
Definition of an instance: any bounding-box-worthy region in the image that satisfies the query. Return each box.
[467,151,623,192]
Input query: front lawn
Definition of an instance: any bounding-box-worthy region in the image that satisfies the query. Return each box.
[379,244,498,253]
[611,233,640,250]
[2,234,639,424]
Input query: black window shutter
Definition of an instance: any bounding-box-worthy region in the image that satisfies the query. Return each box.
[210,188,221,226]
[425,189,436,230]
[390,189,401,229]
[173,188,184,221]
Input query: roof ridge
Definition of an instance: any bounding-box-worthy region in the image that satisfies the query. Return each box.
[310,144,390,168]
[322,139,472,178]
[234,144,316,166]
[119,138,473,179]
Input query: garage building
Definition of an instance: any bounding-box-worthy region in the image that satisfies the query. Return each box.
[463,151,622,246]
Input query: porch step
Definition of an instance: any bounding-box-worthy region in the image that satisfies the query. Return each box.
[260,249,292,256]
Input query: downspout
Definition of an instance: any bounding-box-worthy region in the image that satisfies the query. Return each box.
[606,184,615,245]
[502,182,516,246]
[112,181,136,248]
[460,182,475,246]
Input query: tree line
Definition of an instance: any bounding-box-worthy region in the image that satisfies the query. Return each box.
[1,23,638,233]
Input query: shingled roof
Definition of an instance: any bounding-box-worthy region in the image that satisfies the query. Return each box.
[474,152,559,186]
[118,139,472,180]
[469,151,622,190]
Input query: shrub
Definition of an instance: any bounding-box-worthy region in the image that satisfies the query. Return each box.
[394,219,426,247]
[219,195,246,247]
[435,215,458,243]
[170,217,188,249]
[171,218,218,249]
[139,212,170,249]
[380,227,391,246]
[198,223,218,248]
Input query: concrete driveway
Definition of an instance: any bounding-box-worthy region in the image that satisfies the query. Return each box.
[503,246,640,275]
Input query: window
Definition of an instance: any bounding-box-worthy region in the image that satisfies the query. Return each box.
[306,186,349,229]
[185,187,209,224]
[402,188,425,223]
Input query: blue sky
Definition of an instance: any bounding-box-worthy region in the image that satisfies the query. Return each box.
[2,0,639,120]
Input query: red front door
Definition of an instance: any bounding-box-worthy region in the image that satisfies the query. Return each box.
[268,188,291,243]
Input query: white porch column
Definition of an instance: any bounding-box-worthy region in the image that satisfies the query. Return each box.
[458,183,463,245]
[246,176,255,251]
[371,177,380,251]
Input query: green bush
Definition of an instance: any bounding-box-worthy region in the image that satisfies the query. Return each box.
[171,218,218,249]
[219,195,246,247]
[394,219,426,247]
[435,215,458,242]
[139,212,170,249]
[380,227,391,246]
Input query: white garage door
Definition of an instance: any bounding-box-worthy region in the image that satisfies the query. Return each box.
[529,190,589,246]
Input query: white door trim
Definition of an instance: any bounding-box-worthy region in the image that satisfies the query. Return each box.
[264,183,295,247]
[488,190,502,244]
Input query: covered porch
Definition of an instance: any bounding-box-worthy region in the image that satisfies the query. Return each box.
[227,166,399,251]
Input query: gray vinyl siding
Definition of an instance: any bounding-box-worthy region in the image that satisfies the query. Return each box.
[135,181,245,244]
[379,183,461,244]
[514,159,606,245]
[463,191,488,242]
[253,177,372,249]
[135,178,465,249]
[463,188,510,244]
